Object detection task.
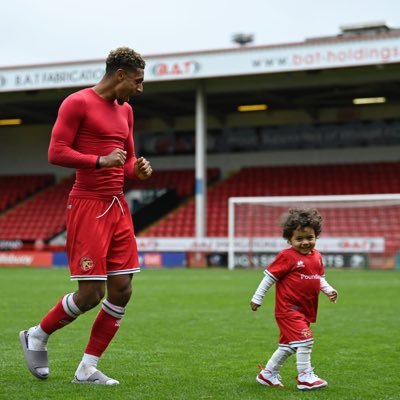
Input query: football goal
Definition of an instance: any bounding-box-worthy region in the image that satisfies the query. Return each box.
[228,194,400,270]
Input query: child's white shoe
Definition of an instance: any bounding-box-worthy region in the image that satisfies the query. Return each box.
[296,370,327,390]
[256,369,284,387]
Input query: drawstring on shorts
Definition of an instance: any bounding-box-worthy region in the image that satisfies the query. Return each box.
[96,196,125,219]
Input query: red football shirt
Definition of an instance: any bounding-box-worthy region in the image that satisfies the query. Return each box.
[48,88,137,197]
[265,247,324,323]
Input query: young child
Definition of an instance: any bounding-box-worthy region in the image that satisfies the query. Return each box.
[250,208,338,390]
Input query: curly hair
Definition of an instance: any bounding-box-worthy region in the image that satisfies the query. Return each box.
[281,208,323,240]
[105,47,146,74]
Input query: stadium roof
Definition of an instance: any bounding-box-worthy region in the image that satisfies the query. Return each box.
[0,28,400,125]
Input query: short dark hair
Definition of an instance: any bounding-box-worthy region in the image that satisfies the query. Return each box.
[105,47,146,74]
[281,208,323,240]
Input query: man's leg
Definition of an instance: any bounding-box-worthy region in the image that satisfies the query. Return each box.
[20,281,105,380]
[73,274,133,385]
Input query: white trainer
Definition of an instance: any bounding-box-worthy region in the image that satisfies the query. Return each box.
[256,369,284,387]
[297,370,328,390]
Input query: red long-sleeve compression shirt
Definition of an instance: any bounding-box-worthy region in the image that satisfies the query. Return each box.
[48,88,137,198]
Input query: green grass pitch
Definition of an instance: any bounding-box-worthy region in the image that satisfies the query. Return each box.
[1,267,399,400]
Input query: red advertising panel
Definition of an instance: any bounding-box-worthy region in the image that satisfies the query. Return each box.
[143,253,162,268]
[0,252,53,267]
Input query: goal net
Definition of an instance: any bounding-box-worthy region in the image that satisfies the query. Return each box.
[228,194,400,270]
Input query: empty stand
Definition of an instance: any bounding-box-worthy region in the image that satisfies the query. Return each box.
[0,177,73,241]
[3,163,400,242]
[0,174,54,213]
[0,168,220,242]
[141,162,400,237]
[124,168,220,197]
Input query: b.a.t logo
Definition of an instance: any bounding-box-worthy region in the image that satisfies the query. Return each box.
[151,60,200,77]
[80,257,94,272]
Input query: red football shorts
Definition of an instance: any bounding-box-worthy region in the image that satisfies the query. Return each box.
[276,314,314,348]
[66,195,140,280]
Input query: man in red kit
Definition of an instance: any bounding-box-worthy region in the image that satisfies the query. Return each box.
[19,47,152,385]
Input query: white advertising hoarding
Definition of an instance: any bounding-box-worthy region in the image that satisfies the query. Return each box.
[1,35,399,92]
[136,237,385,253]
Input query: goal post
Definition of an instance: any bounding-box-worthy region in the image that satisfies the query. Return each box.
[228,194,400,270]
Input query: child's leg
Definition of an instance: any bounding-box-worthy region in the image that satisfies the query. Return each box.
[266,345,295,372]
[296,345,328,390]
[257,346,293,387]
[296,345,313,374]
[274,316,328,389]
[257,346,294,387]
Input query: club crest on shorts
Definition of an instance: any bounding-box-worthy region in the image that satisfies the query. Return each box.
[302,328,312,338]
[80,257,94,272]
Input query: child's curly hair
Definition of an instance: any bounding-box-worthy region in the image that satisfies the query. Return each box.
[105,47,145,74]
[281,208,323,240]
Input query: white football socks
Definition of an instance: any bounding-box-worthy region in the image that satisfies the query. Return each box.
[74,361,97,380]
[74,354,99,380]
[296,346,313,375]
[82,353,99,368]
[265,347,294,372]
[27,325,49,351]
